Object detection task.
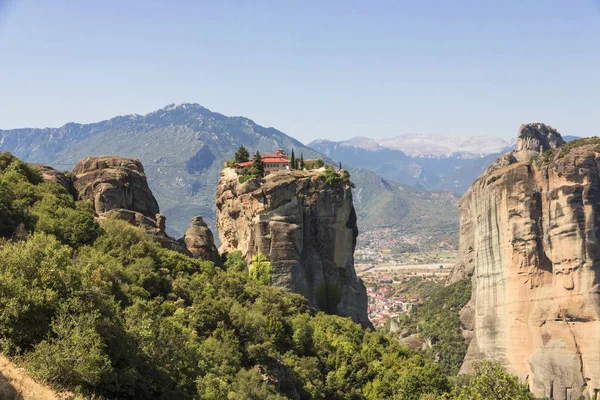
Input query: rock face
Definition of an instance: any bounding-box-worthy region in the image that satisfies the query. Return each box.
[184,216,222,266]
[451,124,600,400]
[216,168,370,328]
[72,156,159,218]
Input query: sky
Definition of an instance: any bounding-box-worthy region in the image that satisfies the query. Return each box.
[0,0,599,142]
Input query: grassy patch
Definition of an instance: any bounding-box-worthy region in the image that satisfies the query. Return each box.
[558,137,600,158]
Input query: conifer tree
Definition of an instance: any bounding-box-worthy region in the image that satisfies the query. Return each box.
[251,151,264,177]
[299,153,304,169]
[234,145,250,163]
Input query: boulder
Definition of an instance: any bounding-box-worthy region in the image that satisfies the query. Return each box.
[72,156,159,219]
[184,216,222,266]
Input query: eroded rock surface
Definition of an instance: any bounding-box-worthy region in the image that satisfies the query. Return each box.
[33,164,76,197]
[184,216,222,266]
[451,124,600,399]
[216,168,370,327]
[72,156,159,218]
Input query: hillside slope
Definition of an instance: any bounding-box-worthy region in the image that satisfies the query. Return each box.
[351,168,459,241]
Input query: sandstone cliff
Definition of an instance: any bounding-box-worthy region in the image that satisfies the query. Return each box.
[216,167,370,327]
[451,124,600,400]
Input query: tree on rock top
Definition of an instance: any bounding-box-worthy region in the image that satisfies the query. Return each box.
[251,151,264,178]
[234,145,250,163]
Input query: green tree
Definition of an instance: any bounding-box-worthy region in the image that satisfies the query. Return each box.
[290,149,296,170]
[224,250,247,273]
[249,252,272,285]
[446,360,532,400]
[251,151,264,177]
[299,153,304,169]
[234,145,250,163]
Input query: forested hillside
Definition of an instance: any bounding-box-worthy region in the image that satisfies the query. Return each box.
[0,152,533,399]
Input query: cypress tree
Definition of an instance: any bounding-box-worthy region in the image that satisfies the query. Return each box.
[299,153,304,169]
[290,149,296,170]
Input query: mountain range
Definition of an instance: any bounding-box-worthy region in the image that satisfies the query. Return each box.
[309,136,513,193]
[309,134,580,194]
[0,103,460,244]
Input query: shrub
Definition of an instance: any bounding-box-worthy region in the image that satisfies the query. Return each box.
[304,159,325,170]
[239,175,252,184]
[249,252,272,285]
[446,360,532,399]
[27,303,112,389]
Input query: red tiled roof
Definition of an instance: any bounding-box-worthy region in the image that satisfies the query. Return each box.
[236,156,289,168]
[262,157,289,163]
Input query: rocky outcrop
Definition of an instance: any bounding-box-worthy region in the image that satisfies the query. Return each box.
[34,156,204,257]
[72,156,159,218]
[451,124,600,399]
[184,216,222,266]
[216,168,370,328]
[515,123,566,162]
[33,164,76,197]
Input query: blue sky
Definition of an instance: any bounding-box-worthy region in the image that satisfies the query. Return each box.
[0,0,598,142]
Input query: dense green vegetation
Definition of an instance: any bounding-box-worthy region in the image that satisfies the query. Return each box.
[393,279,472,376]
[318,164,353,186]
[446,361,533,400]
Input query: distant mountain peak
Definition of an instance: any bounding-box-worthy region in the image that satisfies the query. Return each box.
[310,133,515,159]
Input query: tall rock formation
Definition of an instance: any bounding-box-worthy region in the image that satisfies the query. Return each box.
[184,216,222,266]
[451,124,600,400]
[216,167,370,328]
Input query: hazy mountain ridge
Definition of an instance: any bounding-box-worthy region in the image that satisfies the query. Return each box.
[309,134,580,194]
[0,103,324,237]
[0,103,459,248]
